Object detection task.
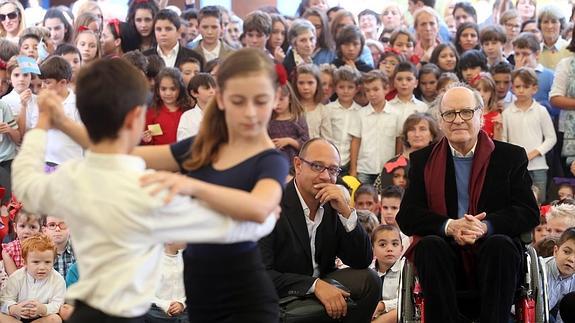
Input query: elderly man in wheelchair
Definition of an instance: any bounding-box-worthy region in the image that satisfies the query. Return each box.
[395,84,541,323]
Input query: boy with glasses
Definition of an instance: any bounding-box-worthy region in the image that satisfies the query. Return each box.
[42,216,74,278]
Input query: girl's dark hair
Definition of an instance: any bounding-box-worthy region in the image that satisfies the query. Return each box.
[43,7,74,44]
[335,25,364,59]
[152,67,193,112]
[453,22,480,55]
[430,43,459,72]
[302,8,334,51]
[458,49,488,79]
[126,0,159,29]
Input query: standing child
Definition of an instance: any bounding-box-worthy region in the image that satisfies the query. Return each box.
[74,29,100,65]
[293,64,331,139]
[1,210,42,275]
[143,68,193,145]
[458,49,488,84]
[371,225,403,323]
[332,25,372,73]
[502,67,556,203]
[349,70,399,184]
[379,185,410,250]
[1,56,36,120]
[378,50,405,79]
[319,63,336,104]
[385,62,428,128]
[324,65,363,174]
[18,33,39,61]
[479,25,507,67]
[268,82,309,168]
[471,73,503,140]
[146,242,188,322]
[53,44,82,89]
[416,63,441,106]
[353,184,380,218]
[177,57,201,90]
[389,29,416,62]
[0,234,65,322]
[490,61,515,109]
[177,73,216,141]
[544,228,575,323]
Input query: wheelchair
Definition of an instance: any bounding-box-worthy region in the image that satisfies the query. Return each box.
[397,244,550,323]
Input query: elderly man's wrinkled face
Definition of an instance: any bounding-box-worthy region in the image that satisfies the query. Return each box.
[439,87,481,152]
[294,140,341,198]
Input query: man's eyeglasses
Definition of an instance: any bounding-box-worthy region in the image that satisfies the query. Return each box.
[45,222,68,230]
[440,107,480,123]
[0,11,18,22]
[299,157,341,177]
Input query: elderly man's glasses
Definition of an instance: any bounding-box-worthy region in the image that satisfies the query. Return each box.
[0,11,18,22]
[299,158,341,177]
[440,107,480,122]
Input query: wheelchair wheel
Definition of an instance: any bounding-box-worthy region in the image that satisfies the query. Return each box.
[398,258,419,323]
[526,246,549,323]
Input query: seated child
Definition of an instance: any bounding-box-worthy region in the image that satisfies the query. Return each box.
[379,185,410,251]
[558,183,574,201]
[177,73,216,141]
[544,228,575,323]
[354,184,380,218]
[371,225,403,323]
[0,233,65,322]
[12,58,278,321]
[535,235,559,258]
[544,201,575,237]
[42,216,75,278]
[2,210,42,275]
[146,242,188,322]
[533,214,550,246]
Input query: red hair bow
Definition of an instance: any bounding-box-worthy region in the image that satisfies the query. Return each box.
[275,64,288,86]
[7,195,22,221]
[383,155,408,173]
[0,59,6,70]
[77,25,90,33]
[384,47,402,56]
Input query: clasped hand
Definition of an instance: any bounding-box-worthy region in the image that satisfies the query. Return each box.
[446,212,488,246]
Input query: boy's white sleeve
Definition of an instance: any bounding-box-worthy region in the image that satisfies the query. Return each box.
[150,192,276,243]
[12,129,61,215]
[0,272,22,314]
[176,111,194,141]
[382,298,398,312]
[44,273,66,315]
[535,106,557,156]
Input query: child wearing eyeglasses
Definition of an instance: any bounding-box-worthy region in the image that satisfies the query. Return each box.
[42,216,75,278]
[501,67,556,203]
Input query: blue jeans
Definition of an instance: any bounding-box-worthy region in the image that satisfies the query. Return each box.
[529,169,547,203]
[144,304,189,323]
[357,173,378,185]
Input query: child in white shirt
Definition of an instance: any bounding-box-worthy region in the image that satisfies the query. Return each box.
[324,65,363,173]
[0,234,65,322]
[385,62,428,128]
[177,73,215,141]
[502,67,556,202]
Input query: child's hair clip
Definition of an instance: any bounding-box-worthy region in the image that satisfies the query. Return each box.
[275,64,288,86]
[77,25,89,33]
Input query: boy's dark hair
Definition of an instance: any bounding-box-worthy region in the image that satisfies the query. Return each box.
[490,60,513,75]
[198,5,221,24]
[39,56,72,81]
[358,9,380,25]
[155,9,181,30]
[205,58,220,74]
[512,32,540,53]
[178,56,202,70]
[534,235,559,258]
[521,18,537,32]
[479,25,507,44]
[335,25,365,58]
[18,33,40,48]
[380,185,404,200]
[458,49,488,77]
[0,39,19,61]
[354,184,379,202]
[453,2,477,22]
[558,227,575,247]
[76,59,149,143]
[511,67,538,86]
[53,43,81,61]
[122,50,148,74]
[146,54,165,79]
[393,61,418,80]
[243,10,272,36]
[181,8,198,21]
[188,72,216,97]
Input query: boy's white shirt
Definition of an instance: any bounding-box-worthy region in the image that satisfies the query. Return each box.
[385,95,428,129]
[12,129,277,317]
[0,268,66,316]
[152,250,186,313]
[323,100,362,165]
[1,89,32,118]
[25,91,84,164]
[176,105,203,141]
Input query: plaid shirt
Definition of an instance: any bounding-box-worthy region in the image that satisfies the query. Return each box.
[2,239,23,269]
[54,240,75,278]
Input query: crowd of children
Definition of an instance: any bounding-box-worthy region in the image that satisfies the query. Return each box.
[0,0,571,322]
